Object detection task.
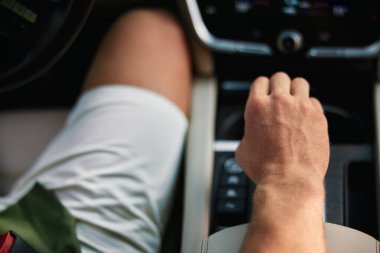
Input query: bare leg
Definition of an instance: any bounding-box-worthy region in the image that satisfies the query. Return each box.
[84,9,192,116]
[8,9,192,253]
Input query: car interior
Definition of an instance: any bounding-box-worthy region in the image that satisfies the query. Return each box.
[0,0,380,253]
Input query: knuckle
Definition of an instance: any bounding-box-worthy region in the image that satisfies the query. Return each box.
[299,101,313,113]
[310,97,318,102]
[310,97,322,106]
[245,98,266,120]
[247,97,266,110]
[271,93,291,106]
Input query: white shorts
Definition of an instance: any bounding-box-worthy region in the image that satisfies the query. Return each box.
[0,86,188,253]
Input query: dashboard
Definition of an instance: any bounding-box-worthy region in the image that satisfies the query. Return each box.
[185,0,380,58]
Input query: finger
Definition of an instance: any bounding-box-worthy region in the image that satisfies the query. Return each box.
[250,76,270,97]
[310,97,324,112]
[269,72,291,95]
[291,77,310,98]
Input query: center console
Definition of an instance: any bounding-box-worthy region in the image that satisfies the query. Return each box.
[180,1,380,253]
[187,0,380,57]
[211,64,377,235]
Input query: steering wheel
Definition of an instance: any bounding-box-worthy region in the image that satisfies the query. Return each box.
[0,0,93,92]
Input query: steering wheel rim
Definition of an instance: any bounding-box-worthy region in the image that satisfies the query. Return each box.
[0,0,94,93]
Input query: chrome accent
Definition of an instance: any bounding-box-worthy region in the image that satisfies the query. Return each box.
[307,40,380,58]
[307,47,343,58]
[342,41,380,58]
[181,78,217,253]
[214,140,240,152]
[184,0,272,55]
[374,82,380,237]
[221,81,251,91]
[234,41,272,55]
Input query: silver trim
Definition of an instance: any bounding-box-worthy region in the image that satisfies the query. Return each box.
[214,140,240,152]
[307,41,380,58]
[198,223,380,253]
[374,81,380,238]
[184,0,272,55]
[184,0,380,58]
[181,78,217,253]
[307,47,343,58]
[221,81,251,91]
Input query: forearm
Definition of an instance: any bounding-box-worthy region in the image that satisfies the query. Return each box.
[237,73,329,253]
[240,178,326,253]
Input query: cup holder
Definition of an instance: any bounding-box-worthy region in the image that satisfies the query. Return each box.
[217,105,368,144]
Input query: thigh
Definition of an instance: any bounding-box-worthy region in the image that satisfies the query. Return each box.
[83,9,192,116]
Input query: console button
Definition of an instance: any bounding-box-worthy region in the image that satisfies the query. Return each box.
[277,30,303,54]
[221,174,246,186]
[224,158,243,174]
[217,200,245,213]
[219,188,245,199]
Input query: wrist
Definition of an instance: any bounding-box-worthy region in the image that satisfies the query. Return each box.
[251,180,325,226]
[260,173,324,191]
[256,177,325,203]
[252,163,326,199]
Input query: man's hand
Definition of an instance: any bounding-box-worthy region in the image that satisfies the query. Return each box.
[237,72,329,188]
[237,72,330,253]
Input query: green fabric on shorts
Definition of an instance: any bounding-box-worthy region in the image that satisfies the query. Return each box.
[0,183,81,253]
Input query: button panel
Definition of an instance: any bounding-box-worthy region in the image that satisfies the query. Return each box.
[211,153,255,233]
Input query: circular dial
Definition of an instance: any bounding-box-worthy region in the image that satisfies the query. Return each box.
[277,30,303,53]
